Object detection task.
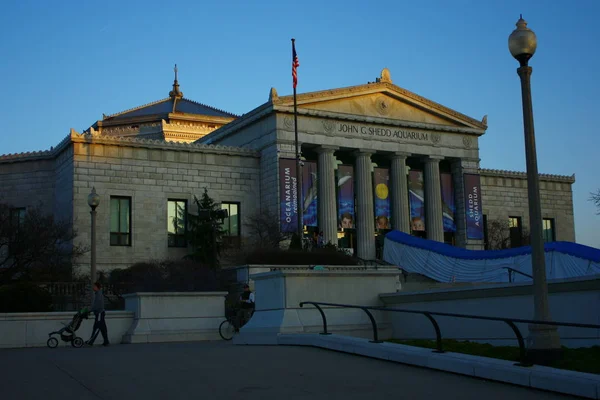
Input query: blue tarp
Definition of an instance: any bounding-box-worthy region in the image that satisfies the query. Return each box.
[383,230,600,283]
[385,230,600,262]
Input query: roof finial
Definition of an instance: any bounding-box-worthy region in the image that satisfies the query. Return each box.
[169,63,183,99]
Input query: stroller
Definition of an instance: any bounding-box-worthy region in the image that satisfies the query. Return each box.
[47,307,90,348]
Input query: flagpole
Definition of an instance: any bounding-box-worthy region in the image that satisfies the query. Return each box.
[292,38,303,238]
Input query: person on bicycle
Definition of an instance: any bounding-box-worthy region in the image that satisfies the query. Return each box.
[236,284,255,331]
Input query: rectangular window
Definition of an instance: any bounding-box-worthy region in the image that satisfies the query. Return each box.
[508,216,523,248]
[110,197,131,246]
[221,202,240,248]
[9,207,26,229]
[543,218,555,242]
[8,207,26,255]
[168,199,187,247]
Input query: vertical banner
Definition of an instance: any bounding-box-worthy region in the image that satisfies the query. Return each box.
[440,173,456,232]
[408,170,425,232]
[337,165,355,229]
[279,158,298,233]
[464,173,483,239]
[373,168,391,229]
[302,161,318,227]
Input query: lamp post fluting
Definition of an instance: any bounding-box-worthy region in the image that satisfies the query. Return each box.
[508,15,560,354]
[87,187,100,284]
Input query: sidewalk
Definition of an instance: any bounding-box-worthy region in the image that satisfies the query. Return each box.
[0,342,579,400]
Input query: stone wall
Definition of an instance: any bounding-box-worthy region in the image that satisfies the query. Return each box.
[69,133,260,273]
[0,157,56,214]
[198,113,281,217]
[0,311,134,348]
[380,275,600,347]
[480,169,575,242]
[54,145,74,223]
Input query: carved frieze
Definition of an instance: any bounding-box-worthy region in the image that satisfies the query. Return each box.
[463,136,472,148]
[284,116,294,129]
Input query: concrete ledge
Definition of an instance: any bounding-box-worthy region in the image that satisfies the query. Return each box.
[122,291,227,344]
[0,311,134,348]
[277,334,600,399]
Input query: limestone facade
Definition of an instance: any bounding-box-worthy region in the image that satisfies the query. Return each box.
[0,68,578,273]
[480,169,575,242]
[1,131,260,272]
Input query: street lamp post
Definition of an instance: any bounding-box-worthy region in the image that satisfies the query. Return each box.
[87,187,100,284]
[508,16,561,357]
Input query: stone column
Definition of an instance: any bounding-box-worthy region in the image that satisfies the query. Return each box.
[354,150,376,259]
[451,158,483,250]
[424,156,444,242]
[389,152,411,233]
[317,146,339,246]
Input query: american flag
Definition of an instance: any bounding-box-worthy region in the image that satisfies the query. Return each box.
[292,40,300,89]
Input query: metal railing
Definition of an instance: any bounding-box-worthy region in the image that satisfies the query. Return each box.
[502,267,533,282]
[37,282,126,311]
[299,301,600,367]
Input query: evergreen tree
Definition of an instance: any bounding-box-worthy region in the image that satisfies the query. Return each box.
[186,188,224,269]
[591,189,600,215]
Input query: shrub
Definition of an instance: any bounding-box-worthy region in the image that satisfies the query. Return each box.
[0,282,53,312]
[289,233,302,250]
[245,248,359,266]
[109,259,220,294]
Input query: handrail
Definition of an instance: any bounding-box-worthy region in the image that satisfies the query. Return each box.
[299,301,600,367]
[502,267,534,282]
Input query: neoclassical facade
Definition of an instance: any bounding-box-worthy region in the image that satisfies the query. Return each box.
[0,68,575,272]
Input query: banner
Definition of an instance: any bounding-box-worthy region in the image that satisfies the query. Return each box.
[440,173,456,232]
[464,173,483,239]
[409,170,425,232]
[373,168,391,229]
[279,158,298,233]
[302,161,318,227]
[337,165,354,229]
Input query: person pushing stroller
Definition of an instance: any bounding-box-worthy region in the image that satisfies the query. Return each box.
[86,281,110,347]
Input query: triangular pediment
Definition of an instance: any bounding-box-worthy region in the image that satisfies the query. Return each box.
[273,80,487,131]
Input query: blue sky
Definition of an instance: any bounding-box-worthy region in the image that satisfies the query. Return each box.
[0,0,598,248]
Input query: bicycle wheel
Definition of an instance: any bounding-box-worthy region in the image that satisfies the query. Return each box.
[47,337,59,349]
[219,319,235,341]
[72,337,84,348]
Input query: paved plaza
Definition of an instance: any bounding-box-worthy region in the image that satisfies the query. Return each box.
[0,342,580,400]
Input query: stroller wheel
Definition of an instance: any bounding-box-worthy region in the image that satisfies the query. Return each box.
[72,337,84,348]
[47,337,59,348]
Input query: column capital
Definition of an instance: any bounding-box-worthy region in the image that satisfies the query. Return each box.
[389,151,411,160]
[353,149,376,157]
[315,145,339,154]
[422,155,444,163]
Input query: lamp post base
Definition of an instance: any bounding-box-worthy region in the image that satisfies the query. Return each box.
[526,323,563,365]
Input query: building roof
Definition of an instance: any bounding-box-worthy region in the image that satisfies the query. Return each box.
[102,65,237,122]
[103,97,237,120]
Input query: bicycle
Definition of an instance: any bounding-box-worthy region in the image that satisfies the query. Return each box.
[219,307,254,340]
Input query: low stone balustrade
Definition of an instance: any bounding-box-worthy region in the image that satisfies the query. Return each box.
[234,269,401,345]
[122,292,228,344]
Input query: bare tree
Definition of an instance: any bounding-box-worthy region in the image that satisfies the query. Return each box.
[590,189,600,215]
[243,208,290,249]
[0,203,87,284]
[486,218,530,250]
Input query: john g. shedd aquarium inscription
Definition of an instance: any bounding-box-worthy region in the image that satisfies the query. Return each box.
[336,122,429,142]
